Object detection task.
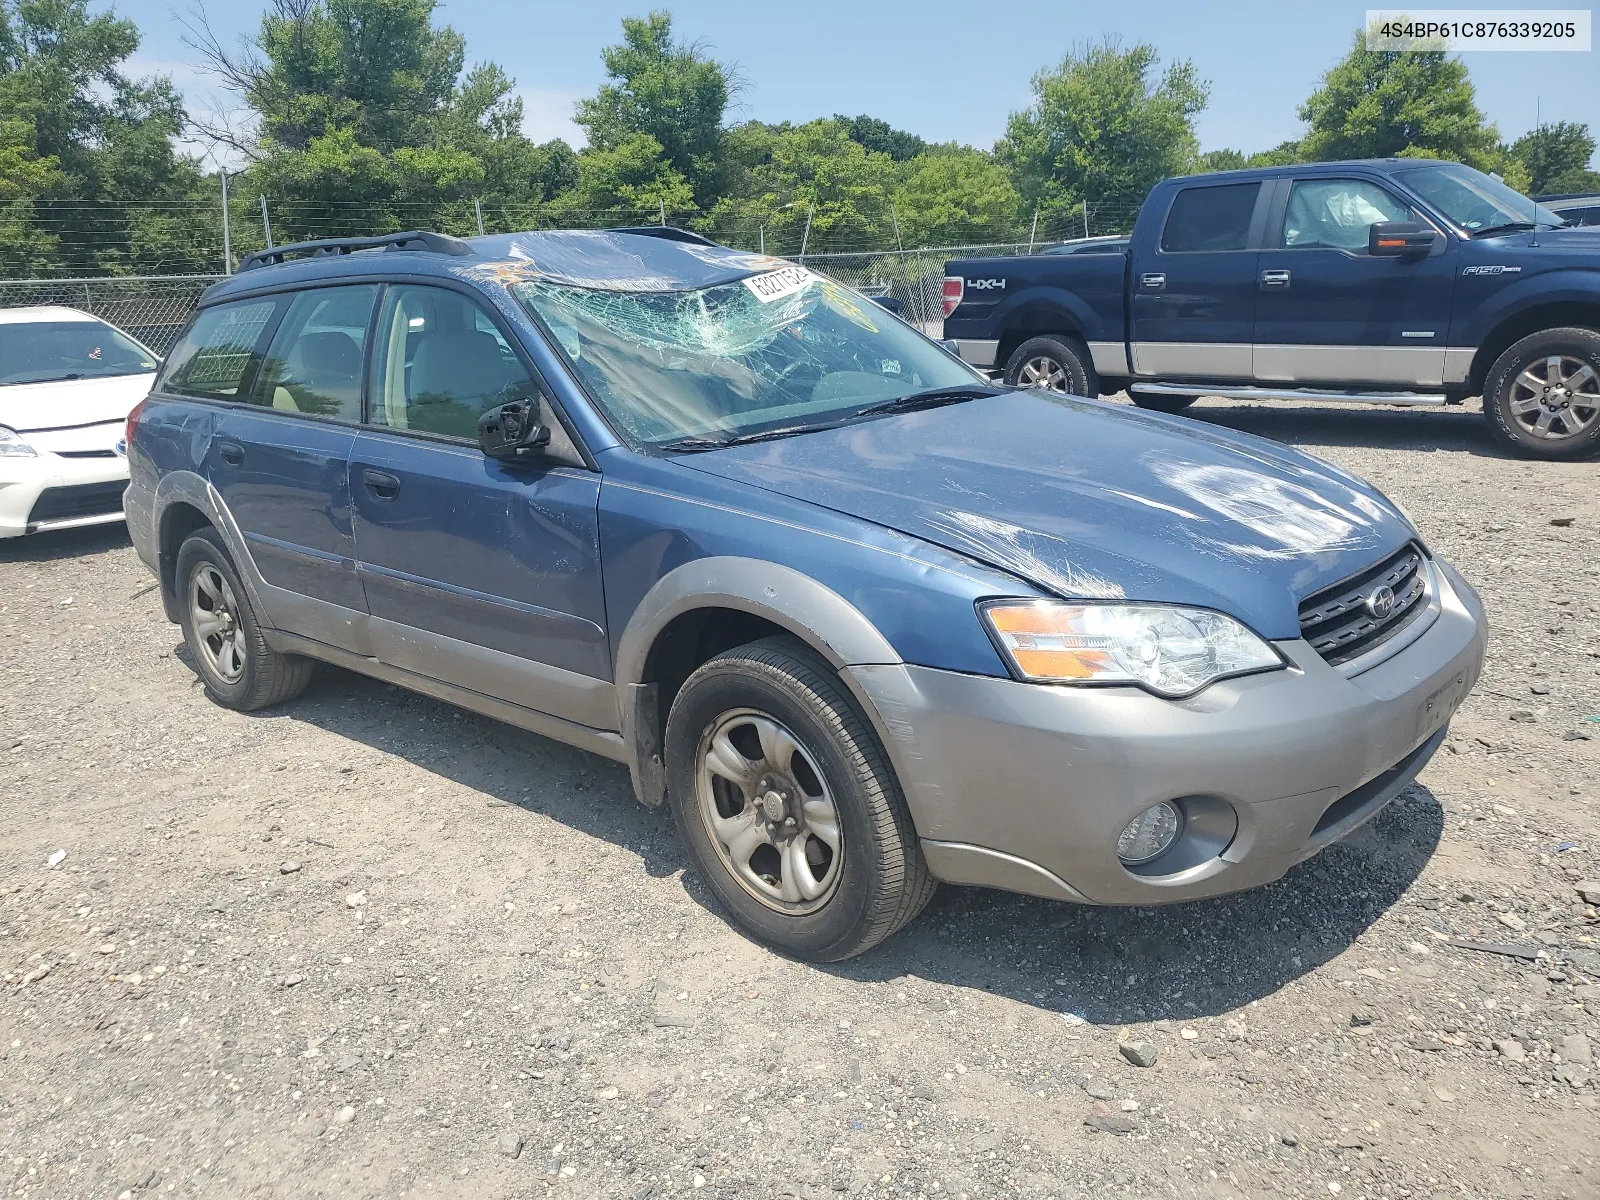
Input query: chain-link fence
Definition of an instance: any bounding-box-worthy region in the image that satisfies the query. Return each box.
[0,274,224,355]
[800,242,1070,335]
[0,229,1134,349]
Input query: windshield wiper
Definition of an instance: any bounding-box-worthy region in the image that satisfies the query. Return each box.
[656,385,1008,454]
[657,423,825,453]
[1471,221,1561,238]
[848,383,1007,419]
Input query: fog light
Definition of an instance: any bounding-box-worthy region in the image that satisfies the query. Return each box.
[1116,802,1182,866]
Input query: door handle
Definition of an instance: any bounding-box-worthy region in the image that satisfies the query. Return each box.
[1260,269,1291,289]
[362,469,401,501]
[1140,272,1166,290]
[216,440,244,467]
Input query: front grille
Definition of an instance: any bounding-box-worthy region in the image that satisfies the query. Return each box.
[1298,543,1428,666]
[27,481,128,527]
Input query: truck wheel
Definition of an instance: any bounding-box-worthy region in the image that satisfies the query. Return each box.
[1130,392,1199,414]
[1004,335,1098,397]
[175,527,314,711]
[1483,327,1600,459]
[663,636,935,961]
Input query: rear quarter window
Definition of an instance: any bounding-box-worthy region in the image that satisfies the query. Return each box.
[158,298,280,400]
[1160,183,1261,253]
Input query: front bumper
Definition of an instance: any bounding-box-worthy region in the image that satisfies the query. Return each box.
[0,452,129,537]
[849,559,1486,906]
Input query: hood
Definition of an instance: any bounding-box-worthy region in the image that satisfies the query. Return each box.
[677,393,1416,640]
[0,372,152,434]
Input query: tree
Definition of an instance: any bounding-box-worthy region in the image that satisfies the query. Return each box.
[1298,34,1500,168]
[1507,121,1600,195]
[0,0,206,274]
[553,131,694,220]
[893,144,1020,246]
[193,0,562,240]
[835,114,926,162]
[574,12,735,209]
[997,39,1208,226]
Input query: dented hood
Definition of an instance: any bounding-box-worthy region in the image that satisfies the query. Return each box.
[677,392,1416,640]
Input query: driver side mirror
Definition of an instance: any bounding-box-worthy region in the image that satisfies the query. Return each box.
[1369,221,1439,257]
[478,399,551,462]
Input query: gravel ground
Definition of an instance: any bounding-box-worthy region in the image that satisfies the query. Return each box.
[2,395,1598,1200]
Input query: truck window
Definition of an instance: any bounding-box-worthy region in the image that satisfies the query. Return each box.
[1159,183,1260,253]
[1281,180,1410,252]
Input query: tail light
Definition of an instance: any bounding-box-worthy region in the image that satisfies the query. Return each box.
[941,276,964,318]
[124,394,149,457]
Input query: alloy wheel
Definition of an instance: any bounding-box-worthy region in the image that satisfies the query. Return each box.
[694,708,843,914]
[189,563,247,684]
[1017,355,1068,391]
[1508,353,1600,441]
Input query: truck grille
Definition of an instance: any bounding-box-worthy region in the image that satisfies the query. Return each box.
[27,481,128,527]
[1298,543,1428,666]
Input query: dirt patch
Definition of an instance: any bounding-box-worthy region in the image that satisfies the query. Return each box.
[2,396,1597,1199]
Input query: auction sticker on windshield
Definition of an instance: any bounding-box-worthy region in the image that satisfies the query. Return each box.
[744,266,814,303]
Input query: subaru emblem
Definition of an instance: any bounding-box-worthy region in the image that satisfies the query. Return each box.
[1365,584,1396,619]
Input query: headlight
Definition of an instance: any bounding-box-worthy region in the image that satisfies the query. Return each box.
[0,426,36,457]
[980,599,1284,698]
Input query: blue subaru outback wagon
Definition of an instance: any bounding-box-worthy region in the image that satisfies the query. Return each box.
[124,227,1487,960]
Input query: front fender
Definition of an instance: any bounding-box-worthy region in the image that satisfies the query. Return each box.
[613,557,904,806]
[1454,267,1600,347]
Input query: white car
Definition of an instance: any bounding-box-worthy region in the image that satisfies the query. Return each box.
[0,306,159,537]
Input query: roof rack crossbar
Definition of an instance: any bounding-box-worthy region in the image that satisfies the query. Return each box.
[237,230,475,273]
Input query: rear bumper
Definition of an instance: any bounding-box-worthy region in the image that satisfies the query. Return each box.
[0,455,129,537]
[848,559,1486,906]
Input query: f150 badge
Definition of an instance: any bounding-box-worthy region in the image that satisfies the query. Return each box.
[1461,265,1523,276]
[966,278,1006,290]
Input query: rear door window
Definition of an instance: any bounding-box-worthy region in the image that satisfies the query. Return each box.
[159,299,279,400]
[251,285,379,422]
[1160,183,1261,252]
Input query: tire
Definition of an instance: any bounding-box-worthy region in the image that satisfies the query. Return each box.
[663,636,935,961]
[1129,392,1199,414]
[1482,326,1600,460]
[1003,334,1098,397]
[175,526,314,711]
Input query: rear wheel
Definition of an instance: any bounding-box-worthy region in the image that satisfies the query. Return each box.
[1129,391,1200,414]
[664,636,935,961]
[175,527,314,711]
[1003,334,1098,397]
[1482,327,1600,459]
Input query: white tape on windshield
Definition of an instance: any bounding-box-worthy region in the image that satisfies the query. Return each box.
[743,265,814,303]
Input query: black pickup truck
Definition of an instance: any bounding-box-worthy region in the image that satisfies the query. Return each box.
[943,159,1600,459]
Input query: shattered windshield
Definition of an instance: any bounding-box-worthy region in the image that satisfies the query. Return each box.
[511,268,981,445]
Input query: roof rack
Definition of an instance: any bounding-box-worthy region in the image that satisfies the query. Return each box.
[606,225,718,247]
[237,230,475,274]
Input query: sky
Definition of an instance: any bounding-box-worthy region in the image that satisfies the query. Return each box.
[121,0,1600,171]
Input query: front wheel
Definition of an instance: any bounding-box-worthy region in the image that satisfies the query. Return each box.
[664,637,935,961]
[1003,334,1098,397]
[1482,327,1600,459]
